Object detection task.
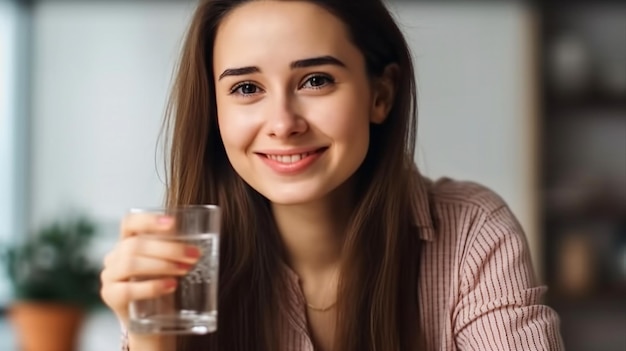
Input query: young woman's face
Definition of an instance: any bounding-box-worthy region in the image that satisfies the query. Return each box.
[213,1,383,205]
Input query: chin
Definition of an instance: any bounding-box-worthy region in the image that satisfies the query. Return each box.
[256,186,330,206]
[262,193,320,206]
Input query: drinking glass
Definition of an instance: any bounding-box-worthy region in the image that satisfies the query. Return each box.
[127,205,220,335]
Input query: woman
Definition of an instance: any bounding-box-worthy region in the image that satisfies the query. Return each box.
[100,0,564,350]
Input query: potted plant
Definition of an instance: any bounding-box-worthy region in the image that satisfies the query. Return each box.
[1,216,103,351]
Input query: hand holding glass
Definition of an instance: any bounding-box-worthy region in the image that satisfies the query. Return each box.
[127,205,220,335]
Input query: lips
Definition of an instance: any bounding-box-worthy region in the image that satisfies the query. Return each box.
[256,147,327,174]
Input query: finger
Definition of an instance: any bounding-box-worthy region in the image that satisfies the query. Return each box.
[101,278,177,313]
[115,236,202,266]
[101,256,194,282]
[120,212,175,239]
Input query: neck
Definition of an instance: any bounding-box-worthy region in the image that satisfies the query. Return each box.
[272,182,355,277]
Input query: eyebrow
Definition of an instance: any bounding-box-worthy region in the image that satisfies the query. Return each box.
[218,66,260,80]
[218,55,346,80]
[290,55,346,69]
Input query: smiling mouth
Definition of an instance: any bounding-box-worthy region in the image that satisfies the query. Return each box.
[257,147,328,164]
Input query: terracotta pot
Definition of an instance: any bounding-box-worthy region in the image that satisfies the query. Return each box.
[9,302,85,351]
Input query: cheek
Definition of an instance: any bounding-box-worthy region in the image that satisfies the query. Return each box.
[216,103,262,154]
[310,91,371,142]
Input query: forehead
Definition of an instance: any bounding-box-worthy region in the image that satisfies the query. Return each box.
[213,1,358,70]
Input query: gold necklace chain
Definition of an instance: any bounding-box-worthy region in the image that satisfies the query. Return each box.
[305,267,339,313]
[306,300,337,312]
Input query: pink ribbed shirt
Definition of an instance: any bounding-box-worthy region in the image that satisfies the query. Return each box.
[122,177,564,350]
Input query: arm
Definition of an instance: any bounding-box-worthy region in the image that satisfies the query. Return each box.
[454,205,565,350]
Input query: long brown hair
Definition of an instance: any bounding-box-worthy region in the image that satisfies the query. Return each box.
[162,0,421,350]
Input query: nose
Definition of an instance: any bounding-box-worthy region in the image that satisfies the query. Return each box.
[266,94,308,139]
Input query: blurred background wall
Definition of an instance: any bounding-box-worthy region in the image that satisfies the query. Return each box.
[0,0,29,307]
[0,0,624,350]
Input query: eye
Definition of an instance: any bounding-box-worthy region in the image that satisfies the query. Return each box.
[300,74,335,89]
[230,82,263,96]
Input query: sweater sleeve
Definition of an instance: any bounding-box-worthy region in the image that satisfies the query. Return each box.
[453,205,565,350]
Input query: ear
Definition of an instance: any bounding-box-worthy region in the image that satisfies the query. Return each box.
[370,63,399,124]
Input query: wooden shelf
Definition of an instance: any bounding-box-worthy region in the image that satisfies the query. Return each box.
[536,3,625,350]
[543,91,626,112]
[542,190,626,222]
[544,207,626,222]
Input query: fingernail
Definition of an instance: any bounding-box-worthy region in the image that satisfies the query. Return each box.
[163,279,177,291]
[185,246,201,258]
[176,263,193,270]
[157,216,173,225]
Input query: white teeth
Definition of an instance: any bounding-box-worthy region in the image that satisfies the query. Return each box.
[267,152,311,164]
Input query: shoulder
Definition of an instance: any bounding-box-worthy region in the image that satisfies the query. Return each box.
[410,175,514,241]
[415,176,539,292]
[415,176,525,250]
[426,176,508,215]
[419,176,530,270]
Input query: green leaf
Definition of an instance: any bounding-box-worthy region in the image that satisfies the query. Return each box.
[0,215,104,309]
